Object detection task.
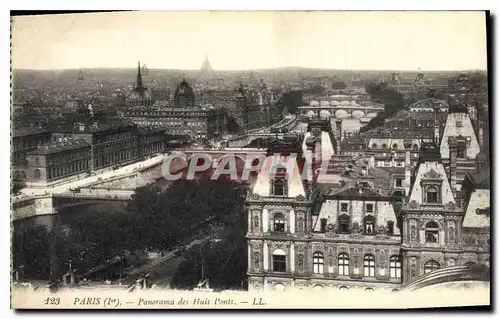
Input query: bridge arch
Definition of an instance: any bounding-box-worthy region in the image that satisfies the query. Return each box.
[351,110,365,118]
[335,109,349,119]
[402,265,490,292]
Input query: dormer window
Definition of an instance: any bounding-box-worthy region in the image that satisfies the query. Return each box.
[340,203,348,213]
[338,214,350,234]
[457,148,466,159]
[387,221,395,235]
[366,203,374,214]
[426,186,439,203]
[272,179,286,196]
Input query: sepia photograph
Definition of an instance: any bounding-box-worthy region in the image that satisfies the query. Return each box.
[9,9,491,310]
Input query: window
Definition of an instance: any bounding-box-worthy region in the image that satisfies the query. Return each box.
[389,256,401,279]
[340,203,348,213]
[384,160,391,167]
[412,144,419,151]
[457,148,466,159]
[456,120,462,128]
[366,203,374,214]
[313,252,324,274]
[426,186,439,203]
[272,249,286,272]
[339,286,349,291]
[34,169,41,179]
[363,254,375,277]
[465,262,476,266]
[387,221,395,235]
[338,253,350,275]
[392,144,398,149]
[338,214,350,234]
[273,213,285,232]
[372,143,378,149]
[320,218,327,233]
[424,260,440,274]
[273,179,286,196]
[382,143,388,149]
[425,221,439,243]
[365,288,374,292]
[395,179,403,187]
[364,215,375,235]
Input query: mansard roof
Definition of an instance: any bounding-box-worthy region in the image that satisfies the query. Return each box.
[328,186,388,200]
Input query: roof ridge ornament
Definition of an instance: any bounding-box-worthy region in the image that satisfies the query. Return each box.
[423,168,441,179]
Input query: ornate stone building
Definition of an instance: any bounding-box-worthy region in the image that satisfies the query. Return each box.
[246,127,402,293]
[400,142,490,286]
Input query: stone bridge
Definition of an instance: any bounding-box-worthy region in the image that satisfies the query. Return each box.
[401,265,490,292]
[298,104,384,119]
[11,192,132,221]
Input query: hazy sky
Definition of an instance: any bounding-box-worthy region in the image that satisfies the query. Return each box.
[12,11,487,71]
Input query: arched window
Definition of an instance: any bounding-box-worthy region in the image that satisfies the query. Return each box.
[34,169,41,179]
[363,254,375,277]
[272,249,286,272]
[313,252,324,274]
[392,143,398,149]
[338,214,350,234]
[412,144,419,151]
[273,213,285,232]
[425,221,439,243]
[389,256,401,279]
[381,143,388,149]
[424,260,440,274]
[363,214,375,235]
[273,179,285,196]
[338,253,350,275]
[426,186,439,203]
[372,143,378,149]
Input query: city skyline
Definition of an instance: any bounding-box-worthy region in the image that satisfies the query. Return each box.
[12,11,488,71]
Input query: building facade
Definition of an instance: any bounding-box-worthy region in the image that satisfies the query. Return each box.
[399,142,490,286]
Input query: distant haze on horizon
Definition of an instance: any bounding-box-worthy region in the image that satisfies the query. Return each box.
[12,11,488,72]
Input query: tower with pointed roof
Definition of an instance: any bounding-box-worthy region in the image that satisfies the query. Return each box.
[77,69,84,83]
[126,61,153,107]
[400,142,466,286]
[200,54,213,79]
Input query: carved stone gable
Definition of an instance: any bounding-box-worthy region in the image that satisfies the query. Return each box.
[423,168,441,180]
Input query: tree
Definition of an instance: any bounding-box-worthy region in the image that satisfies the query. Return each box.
[12,225,51,280]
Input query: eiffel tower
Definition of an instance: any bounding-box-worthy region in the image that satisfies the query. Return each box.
[77,69,84,83]
[200,54,213,78]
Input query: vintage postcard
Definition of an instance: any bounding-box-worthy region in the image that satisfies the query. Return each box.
[10,10,490,309]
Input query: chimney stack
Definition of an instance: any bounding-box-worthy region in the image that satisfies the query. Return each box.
[403,139,412,197]
[448,137,458,192]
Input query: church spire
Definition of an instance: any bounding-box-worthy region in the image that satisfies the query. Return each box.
[136,60,144,90]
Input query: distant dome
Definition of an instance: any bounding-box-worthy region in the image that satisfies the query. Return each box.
[319,110,331,119]
[175,79,195,97]
[310,100,319,106]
